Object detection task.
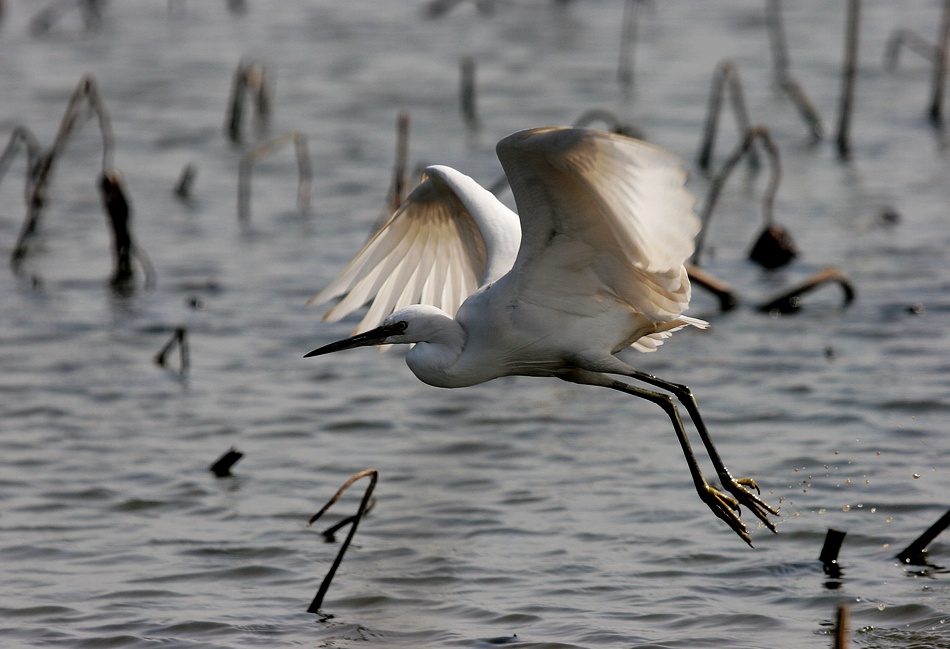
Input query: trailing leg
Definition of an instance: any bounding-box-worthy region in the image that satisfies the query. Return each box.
[617,365,779,533]
[561,369,757,546]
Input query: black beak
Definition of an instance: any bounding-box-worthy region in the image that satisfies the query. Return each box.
[304,322,403,358]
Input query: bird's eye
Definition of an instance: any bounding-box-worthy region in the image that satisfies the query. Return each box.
[396,321,408,332]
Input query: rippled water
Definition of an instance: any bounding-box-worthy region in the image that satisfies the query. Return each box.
[1,1,949,647]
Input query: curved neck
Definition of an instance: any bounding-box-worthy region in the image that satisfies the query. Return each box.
[404,317,471,388]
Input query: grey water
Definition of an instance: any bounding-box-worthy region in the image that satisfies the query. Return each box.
[1,1,949,647]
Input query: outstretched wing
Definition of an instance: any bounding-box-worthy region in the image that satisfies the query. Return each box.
[496,127,702,341]
[309,165,520,334]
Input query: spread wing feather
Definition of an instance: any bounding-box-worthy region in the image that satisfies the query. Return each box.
[309,165,520,334]
[496,127,702,327]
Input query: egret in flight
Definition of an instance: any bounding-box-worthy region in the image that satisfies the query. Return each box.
[306,127,778,546]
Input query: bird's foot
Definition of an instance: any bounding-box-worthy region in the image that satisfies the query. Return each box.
[699,484,753,547]
[723,476,780,535]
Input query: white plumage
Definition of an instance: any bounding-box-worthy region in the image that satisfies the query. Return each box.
[307,127,777,545]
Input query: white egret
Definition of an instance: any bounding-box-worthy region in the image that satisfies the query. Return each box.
[306,127,778,546]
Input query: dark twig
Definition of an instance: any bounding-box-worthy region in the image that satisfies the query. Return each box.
[692,125,785,267]
[320,497,377,541]
[460,56,480,133]
[617,0,646,97]
[0,126,43,211]
[387,111,411,214]
[30,0,104,36]
[98,171,150,291]
[225,60,270,144]
[766,0,825,140]
[697,60,759,175]
[836,0,860,159]
[834,603,850,649]
[237,131,312,224]
[884,29,937,71]
[174,163,197,200]
[209,447,243,478]
[756,266,856,314]
[154,326,189,376]
[780,78,826,141]
[11,74,115,272]
[686,263,740,312]
[306,469,378,613]
[765,0,791,82]
[930,0,950,127]
[896,508,950,565]
[819,528,847,578]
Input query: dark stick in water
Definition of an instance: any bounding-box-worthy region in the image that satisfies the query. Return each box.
[154,326,189,376]
[836,0,860,159]
[883,29,937,71]
[765,0,825,140]
[11,75,115,272]
[387,111,411,214]
[237,131,312,224]
[929,0,950,127]
[697,59,759,175]
[692,125,793,269]
[757,266,856,314]
[209,447,243,478]
[460,56,480,133]
[225,60,270,144]
[896,508,950,565]
[685,263,740,312]
[834,603,850,649]
[306,469,378,613]
[98,171,137,289]
[174,163,197,200]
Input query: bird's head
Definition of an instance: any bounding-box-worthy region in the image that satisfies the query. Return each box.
[304,305,453,358]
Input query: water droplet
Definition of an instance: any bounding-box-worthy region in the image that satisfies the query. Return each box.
[818,508,826,514]
[842,505,851,512]
[886,517,893,523]
[845,478,851,486]
[834,450,840,455]
[877,603,886,611]
[913,473,921,479]
[871,507,876,513]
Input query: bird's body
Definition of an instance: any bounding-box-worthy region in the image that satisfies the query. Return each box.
[307,127,777,545]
